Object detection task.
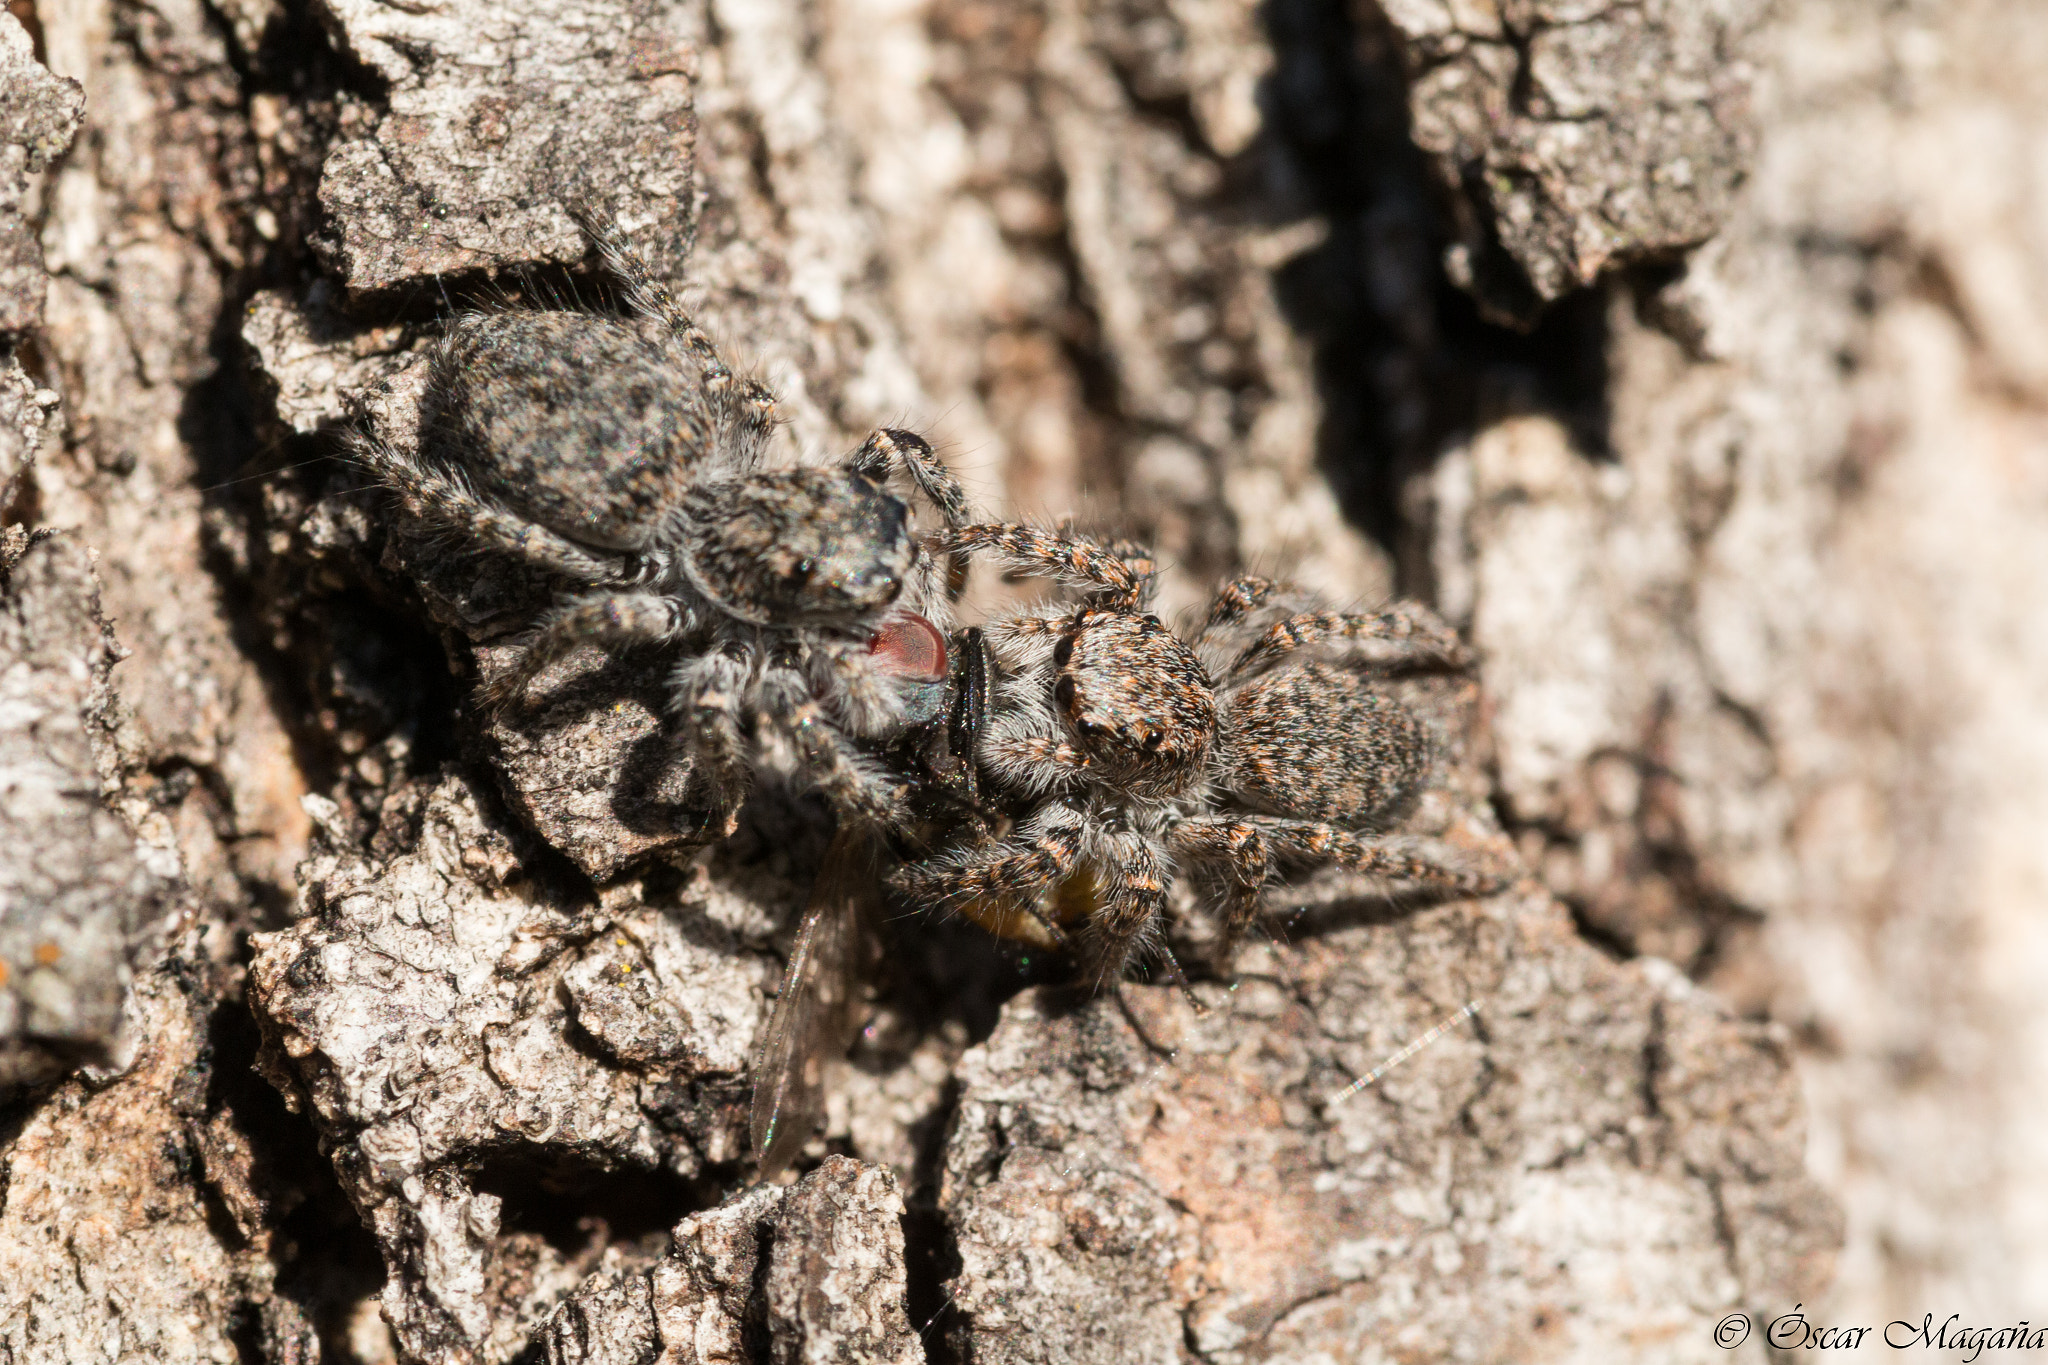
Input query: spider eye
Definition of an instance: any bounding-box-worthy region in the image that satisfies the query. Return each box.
[1140,729,1164,751]
[1053,674,1077,710]
[1052,635,1074,668]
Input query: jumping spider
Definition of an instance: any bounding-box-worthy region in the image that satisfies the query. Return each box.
[355,211,971,833]
[894,523,1502,985]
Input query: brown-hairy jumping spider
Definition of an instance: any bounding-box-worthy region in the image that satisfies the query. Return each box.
[893,523,1501,985]
[355,213,971,832]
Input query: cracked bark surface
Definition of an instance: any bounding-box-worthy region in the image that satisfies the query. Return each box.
[3,0,2040,1358]
[0,8,83,341]
[248,771,770,1363]
[941,944,1828,1362]
[1380,0,1770,320]
[0,531,177,1094]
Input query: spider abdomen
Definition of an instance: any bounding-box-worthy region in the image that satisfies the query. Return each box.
[430,311,703,552]
[1055,611,1217,799]
[1221,663,1429,827]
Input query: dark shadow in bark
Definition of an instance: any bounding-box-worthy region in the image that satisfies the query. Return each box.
[200,987,387,1361]
[470,1149,719,1262]
[1258,0,1613,578]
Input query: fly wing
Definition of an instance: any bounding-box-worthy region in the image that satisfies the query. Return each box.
[750,826,876,1180]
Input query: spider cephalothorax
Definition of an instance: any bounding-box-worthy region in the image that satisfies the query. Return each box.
[674,467,918,624]
[1047,610,1217,799]
[355,210,972,834]
[897,525,1500,984]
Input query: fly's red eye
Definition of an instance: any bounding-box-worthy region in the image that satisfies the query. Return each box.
[867,610,948,681]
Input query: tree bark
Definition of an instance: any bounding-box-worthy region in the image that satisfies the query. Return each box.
[5,0,2039,1359]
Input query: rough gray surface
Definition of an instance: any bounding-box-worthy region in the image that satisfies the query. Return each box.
[11,0,2042,1357]
[0,532,175,1094]
[1416,0,2048,1326]
[0,361,61,517]
[1,9,83,514]
[249,771,770,1364]
[241,283,414,437]
[33,0,315,905]
[0,9,85,334]
[539,1157,923,1365]
[917,0,1387,616]
[1382,0,1770,317]
[0,951,294,1364]
[312,0,696,294]
[760,1158,923,1365]
[943,923,1835,1363]
[472,643,720,882]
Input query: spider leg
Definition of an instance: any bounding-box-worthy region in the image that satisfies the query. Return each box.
[672,644,756,828]
[969,624,1081,799]
[845,428,973,603]
[981,734,1090,798]
[891,808,1083,940]
[1047,515,1157,603]
[758,669,908,831]
[1193,577,1334,675]
[1099,537,1158,608]
[1077,828,1172,990]
[568,203,778,462]
[1199,576,1286,636]
[905,545,954,622]
[480,591,693,710]
[846,428,970,528]
[1253,818,1502,898]
[1168,815,1273,959]
[804,637,906,737]
[1226,602,1471,681]
[352,432,623,584]
[980,609,1069,671]
[935,523,1151,610]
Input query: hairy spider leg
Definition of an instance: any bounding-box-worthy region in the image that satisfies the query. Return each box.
[758,669,912,831]
[937,523,1152,610]
[1252,817,1502,897]
[981,610,1066,667]
[844,427,974,600]
[481,591,696,710]
[1167,815,1273,950]
[673,644,756,826]
[352,432,622,584]
[1225,602,1472,680]
[891,807,1084,946]
[847,428,970,528]
[1077,825,1172,989]
[1199,575,1287,635]
[803,636,906,736]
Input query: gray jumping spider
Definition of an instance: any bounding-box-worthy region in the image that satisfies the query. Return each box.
[354,212,970,832]
[893,523,1501,984]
